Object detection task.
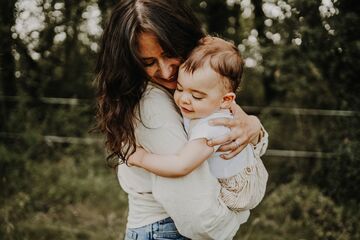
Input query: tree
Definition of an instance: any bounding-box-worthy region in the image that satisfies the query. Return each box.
[0,0,17,97]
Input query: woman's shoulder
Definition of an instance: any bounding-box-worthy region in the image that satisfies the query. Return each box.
[142,83,172,103]
[137,82,182,128]
[141,82,175,111]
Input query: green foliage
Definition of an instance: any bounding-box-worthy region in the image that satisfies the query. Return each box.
[235,179,353,240]
[316,137,360,203]
[0,138,127,240]
[0,0,359,238]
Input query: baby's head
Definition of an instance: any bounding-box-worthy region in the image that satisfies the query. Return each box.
[174,36,244,119]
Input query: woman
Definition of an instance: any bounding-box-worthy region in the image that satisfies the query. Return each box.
[95,0,268,239]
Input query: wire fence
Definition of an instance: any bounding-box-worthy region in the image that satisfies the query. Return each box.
[1,95,357,159]
[0,95,358,116]
[0,132,335,159]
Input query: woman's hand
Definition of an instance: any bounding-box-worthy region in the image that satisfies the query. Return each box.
[207,102,262,159]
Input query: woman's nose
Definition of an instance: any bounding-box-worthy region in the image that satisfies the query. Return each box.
[158,60,173,79]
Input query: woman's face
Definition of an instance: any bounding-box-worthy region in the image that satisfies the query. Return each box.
[138,32,181,90]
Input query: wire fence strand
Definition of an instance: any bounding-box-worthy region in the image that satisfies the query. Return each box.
[1,95,353,159]
[1,95,358,116]
[0,132,334,159]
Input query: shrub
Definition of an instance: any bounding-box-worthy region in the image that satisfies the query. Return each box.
[235,178,353,240]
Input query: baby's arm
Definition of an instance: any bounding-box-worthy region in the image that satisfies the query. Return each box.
[129,138,214,177]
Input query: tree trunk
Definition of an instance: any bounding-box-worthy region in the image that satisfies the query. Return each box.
[0,0,17,96]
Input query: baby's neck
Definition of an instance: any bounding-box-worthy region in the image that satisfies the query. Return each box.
[187,108,231,130]
[189,108,231,121]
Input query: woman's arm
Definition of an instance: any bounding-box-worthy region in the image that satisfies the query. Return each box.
[207,102,265,159]
[129,139,213,177]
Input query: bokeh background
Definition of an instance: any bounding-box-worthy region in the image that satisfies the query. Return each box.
[1,0,359,239]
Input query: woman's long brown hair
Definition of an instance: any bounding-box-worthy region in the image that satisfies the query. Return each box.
[95,0,204,167]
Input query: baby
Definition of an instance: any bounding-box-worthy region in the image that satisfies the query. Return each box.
[130,36,268,211]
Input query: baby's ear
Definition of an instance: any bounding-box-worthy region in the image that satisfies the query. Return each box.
[221,92,236,109]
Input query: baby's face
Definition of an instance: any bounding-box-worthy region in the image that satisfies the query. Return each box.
[174,64,228,119]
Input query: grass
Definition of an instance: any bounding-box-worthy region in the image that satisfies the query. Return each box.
[1,143,358,239]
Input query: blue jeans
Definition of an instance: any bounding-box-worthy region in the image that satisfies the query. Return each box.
[124,217,190,240]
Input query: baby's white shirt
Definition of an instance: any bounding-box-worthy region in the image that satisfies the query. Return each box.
[184,110,257,178]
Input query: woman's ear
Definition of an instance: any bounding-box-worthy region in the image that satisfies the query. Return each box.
[220,92,236,109]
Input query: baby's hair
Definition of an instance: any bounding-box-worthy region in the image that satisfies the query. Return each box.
[181,36,244,92]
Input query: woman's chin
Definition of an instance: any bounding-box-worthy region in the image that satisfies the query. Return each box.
[162,82,177,90]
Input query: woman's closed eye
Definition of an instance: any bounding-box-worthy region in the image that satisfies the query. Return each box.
[143,59,156,67]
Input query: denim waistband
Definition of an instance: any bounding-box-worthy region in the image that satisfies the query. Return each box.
[125,217,189,240]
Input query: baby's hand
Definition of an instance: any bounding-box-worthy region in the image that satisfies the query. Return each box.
[128,146,147,167]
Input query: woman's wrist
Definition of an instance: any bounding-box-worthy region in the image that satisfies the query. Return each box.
[251,127,264,145]
[247,115,262,145]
